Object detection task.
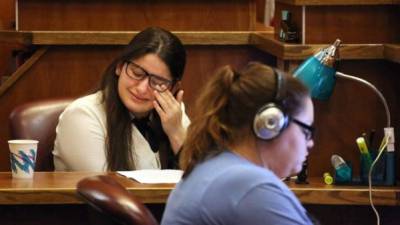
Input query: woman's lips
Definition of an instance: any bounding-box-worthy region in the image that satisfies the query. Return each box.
[130,93,148,103]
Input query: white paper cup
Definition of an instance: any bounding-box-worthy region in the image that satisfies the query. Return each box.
[8,140,38,179]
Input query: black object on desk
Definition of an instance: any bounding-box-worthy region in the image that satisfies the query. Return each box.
[296,160,309,184]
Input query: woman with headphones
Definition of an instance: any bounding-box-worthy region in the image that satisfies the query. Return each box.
[162,62,316,225]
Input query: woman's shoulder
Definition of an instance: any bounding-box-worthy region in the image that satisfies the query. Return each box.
[60,91,105,120]
[70,91,102,107]
[224,162,279,185]
[65,92,104,112]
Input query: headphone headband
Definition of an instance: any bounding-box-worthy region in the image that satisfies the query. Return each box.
[273,69,286,102]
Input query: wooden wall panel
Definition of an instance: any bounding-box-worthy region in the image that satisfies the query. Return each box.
[18,0,256,31]
[183,45,276,117]
[0,0,16,79]
[0,46,274,171]
[275,3,400,44]
[306,5,400,44]
[256,0,266,23]
[0,0,14,30]
[0,44,19,79]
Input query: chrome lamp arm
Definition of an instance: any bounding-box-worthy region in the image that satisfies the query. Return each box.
[336,72,391,128]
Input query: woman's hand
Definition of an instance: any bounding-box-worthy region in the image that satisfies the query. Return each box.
[153,88,186,154]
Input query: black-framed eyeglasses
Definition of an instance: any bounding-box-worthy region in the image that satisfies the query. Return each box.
[292,118,315,141]
[124,61,175,92]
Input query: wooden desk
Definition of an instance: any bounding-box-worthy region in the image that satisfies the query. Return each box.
[287,177,400,206]
[0,171,175,205]
[0,172,399,225]
[1,172,399,205]
[0,172,172,225]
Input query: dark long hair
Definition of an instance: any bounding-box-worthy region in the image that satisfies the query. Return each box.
[180,62,309,177]
[98,27,186,171]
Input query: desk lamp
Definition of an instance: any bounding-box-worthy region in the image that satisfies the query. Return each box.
[292,39,395,225]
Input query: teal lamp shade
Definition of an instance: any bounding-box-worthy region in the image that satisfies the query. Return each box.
[293,56,336,100]
[293,39,341,100]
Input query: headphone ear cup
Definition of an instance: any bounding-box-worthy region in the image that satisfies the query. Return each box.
[253,104,288,140]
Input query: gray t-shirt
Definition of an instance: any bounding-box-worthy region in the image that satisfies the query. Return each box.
[162,151,313,225]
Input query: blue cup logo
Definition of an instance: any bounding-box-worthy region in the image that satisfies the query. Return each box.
[10,149,36,174]
[8,140,38,179]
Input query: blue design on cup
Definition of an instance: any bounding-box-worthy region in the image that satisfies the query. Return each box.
[10,149,36,173]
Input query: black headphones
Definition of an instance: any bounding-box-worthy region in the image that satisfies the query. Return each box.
[253,69,289,140]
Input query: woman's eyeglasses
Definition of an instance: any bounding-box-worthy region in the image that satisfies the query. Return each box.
[124,61,175,92]
[292,118,315,141]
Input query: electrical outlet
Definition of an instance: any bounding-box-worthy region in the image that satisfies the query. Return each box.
[384,127,395,152]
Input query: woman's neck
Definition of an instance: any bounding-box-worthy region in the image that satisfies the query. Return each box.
[131,111,151,119]
[229,136,262,166]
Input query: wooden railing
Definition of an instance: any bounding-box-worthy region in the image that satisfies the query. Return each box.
[1,30,398,61]
[0,30,399,98]
[0,31,256,45]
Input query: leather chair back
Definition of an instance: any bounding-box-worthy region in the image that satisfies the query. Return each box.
[77,175,158,225]
[9,99,73,171]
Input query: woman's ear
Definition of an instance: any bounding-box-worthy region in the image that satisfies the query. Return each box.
[115,62,123,76]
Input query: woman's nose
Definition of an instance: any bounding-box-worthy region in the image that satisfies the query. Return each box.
[307,139,314,150]
[135,77,150,92]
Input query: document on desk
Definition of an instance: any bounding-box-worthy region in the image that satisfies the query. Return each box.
[117,169,183,184]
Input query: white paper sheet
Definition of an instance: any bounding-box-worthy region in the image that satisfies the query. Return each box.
[117,169,183,184]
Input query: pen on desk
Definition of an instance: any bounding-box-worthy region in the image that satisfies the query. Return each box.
[368,129,376,150]
[356,137,373,169]
[361,132,369,148]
